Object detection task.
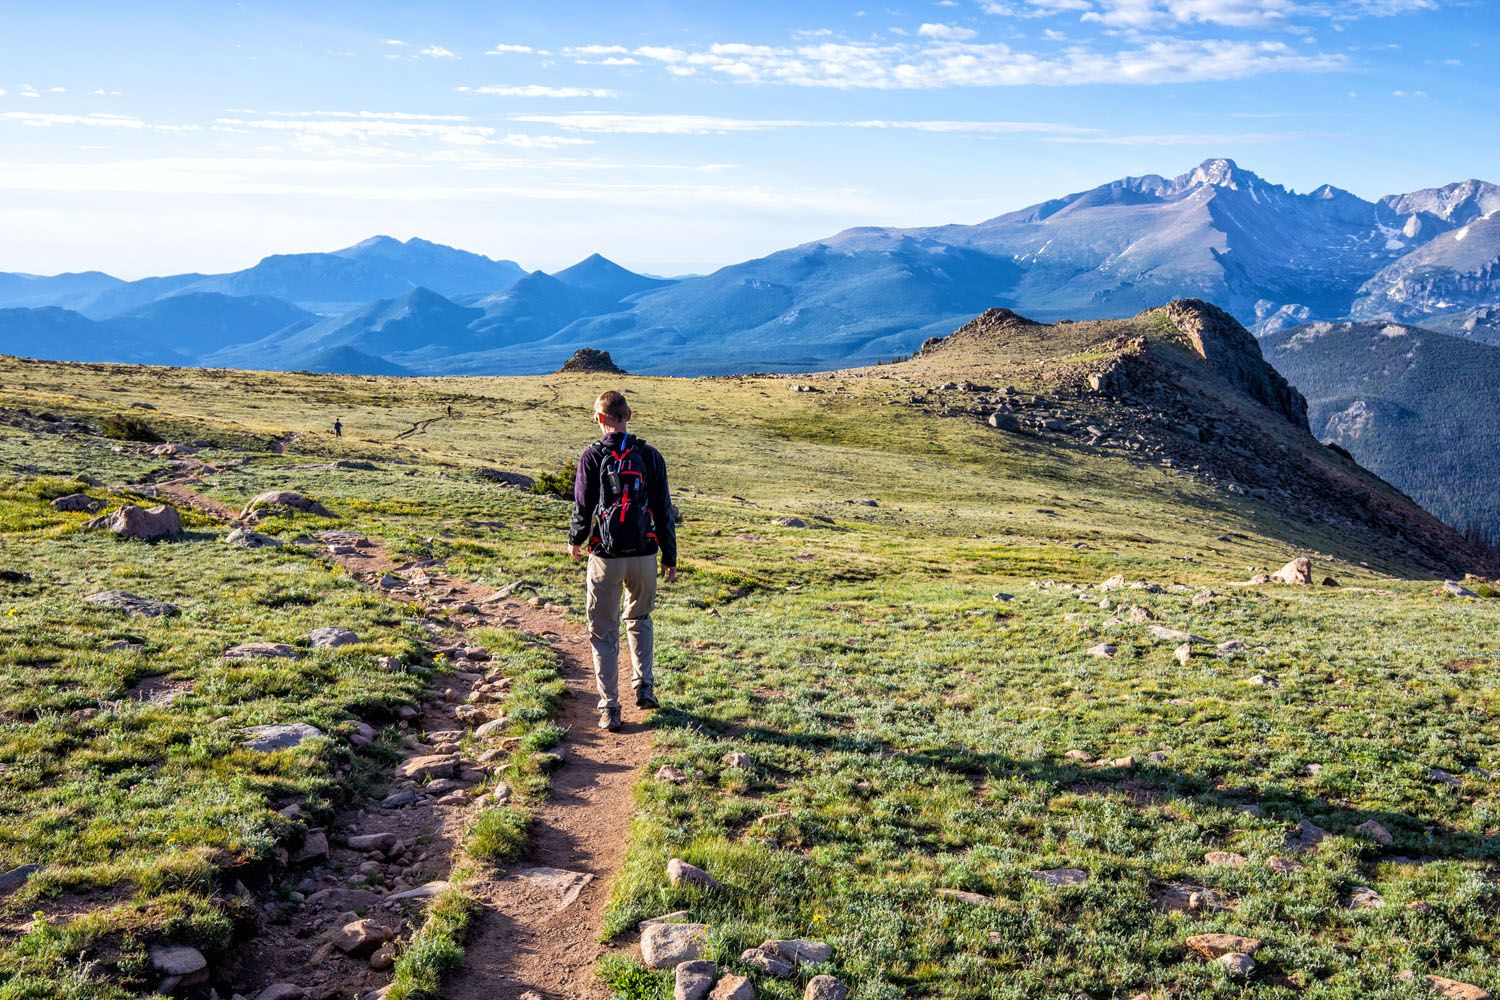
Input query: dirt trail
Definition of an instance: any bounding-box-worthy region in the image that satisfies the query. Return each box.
[155,481,652,998]
[331,543,652,1000]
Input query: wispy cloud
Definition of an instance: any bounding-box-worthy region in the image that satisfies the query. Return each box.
[419,45,459,59]
[508,112,1097,136]
[457,85,618,98]
[990,0,1438,27]
[1,111,197,132]
[487,43,549,55]
[563,36,1343,88]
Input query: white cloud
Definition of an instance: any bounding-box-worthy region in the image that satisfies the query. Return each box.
[1000,0,1437,25]
[458,85,618,98]
[419,45,459,59]
[0,110,199,132]
[564,36,1342,88]
[916,22,979,39]
[487,43,537,55]
[509,112,1097,136]
[90,88,125,96]
[1046,128,1337,144]
[214,115,498,145]
[498,133,596,148]
[383,39,408,46]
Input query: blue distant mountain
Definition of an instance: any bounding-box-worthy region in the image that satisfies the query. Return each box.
[2,161,1499,374]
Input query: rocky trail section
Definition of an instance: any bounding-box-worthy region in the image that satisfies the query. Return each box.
[147,486,652,1000]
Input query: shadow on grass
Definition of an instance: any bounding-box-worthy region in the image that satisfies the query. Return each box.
[657,707,1500,864]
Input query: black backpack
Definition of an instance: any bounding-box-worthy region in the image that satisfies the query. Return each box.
[591,435,657,556]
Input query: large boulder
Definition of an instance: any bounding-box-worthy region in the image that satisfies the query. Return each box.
[224,527,282,548]
[1270,558,1313,585]
[641,922,708,969]
[94,505,182,541]
[84,590,180,617]
[307,627,360,649]
[240,491,333,520]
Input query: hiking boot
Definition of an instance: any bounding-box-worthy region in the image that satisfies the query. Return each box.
[598,707,621,732]
[635,688,659,710]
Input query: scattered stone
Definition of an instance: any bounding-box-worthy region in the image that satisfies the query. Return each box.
[252,985,305,1000]
[656,764,687,784]
[1174,642,1192,666]
[148,945,207,976]
[84,590,179,617]
[1145,624,1209,643]
[243,723,321,752]
[1394,973,1492,1000]
[805,976,849,1000]
[1270,557,1313,585]
[641,922,708,969]
[1408,899,1434,913]
[1218,952,1256,977]
[395,754,460,781]
[935,888,997,906]
[474,718,508,738]
[667,859,720,890]
[51,493,103,513]
[722,751,754,769]
[1064,749,1093,763]
[740,946,795,978]
[1442,580,1479,599]
[387,881,449,901]
[307,626,360,648]
[0,864,41,894]
[347,832,398,855]
[675,959,718,1000]
[1204,851,1247,868]
[370,942,397,971]
[224,641,300,659]
[240,490,333,520]
[1246,673,1280,688]
[377,655,405,672]
[1322,576,1341,587]
[1086,643,1117,658]
[1215,640,1246,657]
[1355,820,1394,846]
[764,939,833,965]
[1186,933,1261,959]
[1126,606,1155,624]
[1349,886,1385,909]
[330,918,389,954]
[708,976,754,1000]
[1429,767,1463,788]
[774,518,807,528]
[289,829,329,864]
[224,526,282,548]
[94,505,183,541]
[379,573,404,590]
[1029,867,1087,886]
[1289,818,1330,851]
[1265,855,1306,874]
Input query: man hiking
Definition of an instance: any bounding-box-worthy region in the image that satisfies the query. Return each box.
[568,389,677,731]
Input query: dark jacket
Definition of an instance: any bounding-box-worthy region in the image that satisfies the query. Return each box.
[569,431,677,566]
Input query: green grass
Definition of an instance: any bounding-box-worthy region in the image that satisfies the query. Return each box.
[385,885,478,1000]
[465,806,532,864]
[0,353,1494,999]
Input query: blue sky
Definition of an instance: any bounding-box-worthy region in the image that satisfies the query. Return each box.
[1,0,1493,278]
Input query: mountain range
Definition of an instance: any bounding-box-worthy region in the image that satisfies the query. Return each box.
[3,159,1497,378]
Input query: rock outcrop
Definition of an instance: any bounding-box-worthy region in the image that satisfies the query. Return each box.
[558,348,626,374]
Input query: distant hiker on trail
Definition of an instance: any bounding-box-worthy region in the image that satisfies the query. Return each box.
[568,389,677,732]
[333,418,342,438]
[446,404,452,417]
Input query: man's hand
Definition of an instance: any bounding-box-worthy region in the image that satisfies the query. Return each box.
[568,544,585,560]
[662,565,677,583]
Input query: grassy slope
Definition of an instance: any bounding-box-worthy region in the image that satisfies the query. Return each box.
[0,340,1494,1000]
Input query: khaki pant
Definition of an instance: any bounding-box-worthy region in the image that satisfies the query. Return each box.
[586,553,657,710]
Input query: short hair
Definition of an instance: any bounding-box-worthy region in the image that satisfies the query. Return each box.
[594,389,630,420]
